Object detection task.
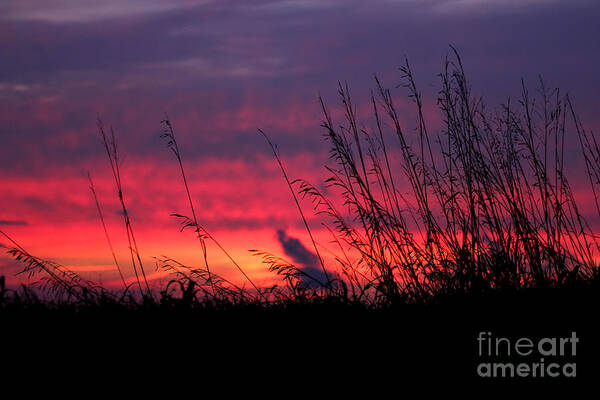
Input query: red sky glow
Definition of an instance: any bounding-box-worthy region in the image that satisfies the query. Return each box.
[1,0,599,290]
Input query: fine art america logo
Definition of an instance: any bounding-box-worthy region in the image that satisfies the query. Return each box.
[476,332,578,378]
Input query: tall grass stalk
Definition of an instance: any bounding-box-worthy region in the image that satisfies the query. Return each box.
[258,129,332,290]
[88,172,127,290]
[97,119,151,297]
[161,117,264,300]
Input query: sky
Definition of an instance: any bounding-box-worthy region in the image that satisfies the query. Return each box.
[1,0,599,290]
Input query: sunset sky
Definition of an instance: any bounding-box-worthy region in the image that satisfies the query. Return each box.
[1,0,599,290]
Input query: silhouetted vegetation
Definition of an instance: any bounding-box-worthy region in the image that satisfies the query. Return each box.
[1,49,599,312]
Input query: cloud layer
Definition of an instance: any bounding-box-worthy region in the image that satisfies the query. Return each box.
[1,0,599,286]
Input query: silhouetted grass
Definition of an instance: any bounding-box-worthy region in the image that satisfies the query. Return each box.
[1,49,599,313]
